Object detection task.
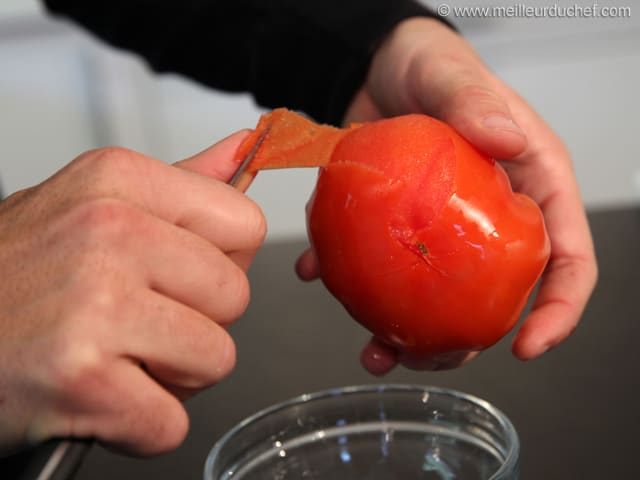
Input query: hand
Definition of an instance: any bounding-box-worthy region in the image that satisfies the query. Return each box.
[296,17,597,374]
[0,131,266,456]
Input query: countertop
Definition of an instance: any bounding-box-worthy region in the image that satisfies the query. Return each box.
[65,206,640,479]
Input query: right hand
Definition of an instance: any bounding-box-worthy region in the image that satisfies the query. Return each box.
[297,17,597,374]
[0,131,266,456]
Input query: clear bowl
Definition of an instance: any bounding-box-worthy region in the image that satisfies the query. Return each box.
[204,384,519,480]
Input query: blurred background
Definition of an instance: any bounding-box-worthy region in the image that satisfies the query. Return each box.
[0,0,638,241]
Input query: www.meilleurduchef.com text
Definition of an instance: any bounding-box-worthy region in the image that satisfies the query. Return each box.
[436,3,632,18]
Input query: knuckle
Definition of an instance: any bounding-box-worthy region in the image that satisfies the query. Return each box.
[67,147,153,196]
[444,83,509,131]
[70,278,120,319]
[418,50,469,81]
[66,198,142,246]
[73,146,134,168]
[70,146,135,179]
[55,268,125,341]
[48,337,106,402]
[452,83,502,109]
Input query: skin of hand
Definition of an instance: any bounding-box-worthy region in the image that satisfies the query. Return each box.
[0,131,266,456]
[295,17,598,374]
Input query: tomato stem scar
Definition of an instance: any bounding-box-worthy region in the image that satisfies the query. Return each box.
[416,242,428,256]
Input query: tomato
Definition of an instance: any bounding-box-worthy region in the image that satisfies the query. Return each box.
[236,109,550,357]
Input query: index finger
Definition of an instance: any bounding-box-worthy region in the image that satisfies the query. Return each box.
[498,93,598,359]
[175,130,251,182]
[511,179,598,359]
[67,131,265,254]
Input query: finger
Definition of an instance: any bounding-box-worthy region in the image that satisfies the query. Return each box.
[398,350,479,371]
[175,131,267,253]
[493,92,598,360]
[360,337,479,375]
[360,337,399,376]
[511,183,597,359]
[512,256,597,360]
[342,88,384,126]
[227,249,262,273]
[33,360,189,456]
[124,289,236,389]
[175,130,251,182]
[79,362,190,456]
[69,145,266,255]
[118,204,251,325]
[366,18,526,159]
[163,168,266,256]
[295,248,320,281]
[411,55,527,159]
[97,363,190,456]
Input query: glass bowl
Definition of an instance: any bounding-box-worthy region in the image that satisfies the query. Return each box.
[204,384,519,480]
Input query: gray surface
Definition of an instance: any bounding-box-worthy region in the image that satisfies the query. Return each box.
[75,207,640,479]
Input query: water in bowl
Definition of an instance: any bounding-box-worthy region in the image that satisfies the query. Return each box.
[222,420,503,480]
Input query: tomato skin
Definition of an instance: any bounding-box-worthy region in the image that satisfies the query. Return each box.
[307,114,550,356]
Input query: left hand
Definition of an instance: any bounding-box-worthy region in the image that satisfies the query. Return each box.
[295,17,597,374]
[0,132,266,455]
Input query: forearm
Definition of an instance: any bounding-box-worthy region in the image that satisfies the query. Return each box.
[43,0,443,125]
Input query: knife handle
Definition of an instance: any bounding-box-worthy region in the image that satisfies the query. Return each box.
[17,438,93,480]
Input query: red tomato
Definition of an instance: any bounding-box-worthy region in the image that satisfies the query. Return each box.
[236,109,550,357]
[306,114,549,356]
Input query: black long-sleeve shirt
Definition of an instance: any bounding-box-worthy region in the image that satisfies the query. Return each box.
[43,0,440,125]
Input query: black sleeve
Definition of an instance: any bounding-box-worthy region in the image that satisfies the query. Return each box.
[43,0,444,125]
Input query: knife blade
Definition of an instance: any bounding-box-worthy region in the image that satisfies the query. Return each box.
[229,122,271,192]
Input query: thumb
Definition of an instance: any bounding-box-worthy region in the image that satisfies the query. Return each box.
[174,129,250,181]
[367,18,527,159]
[411,59,527,159]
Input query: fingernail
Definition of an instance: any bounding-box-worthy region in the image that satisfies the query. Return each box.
[483,115,525,135]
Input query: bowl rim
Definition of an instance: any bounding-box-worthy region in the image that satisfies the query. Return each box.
[204,383,519,480]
